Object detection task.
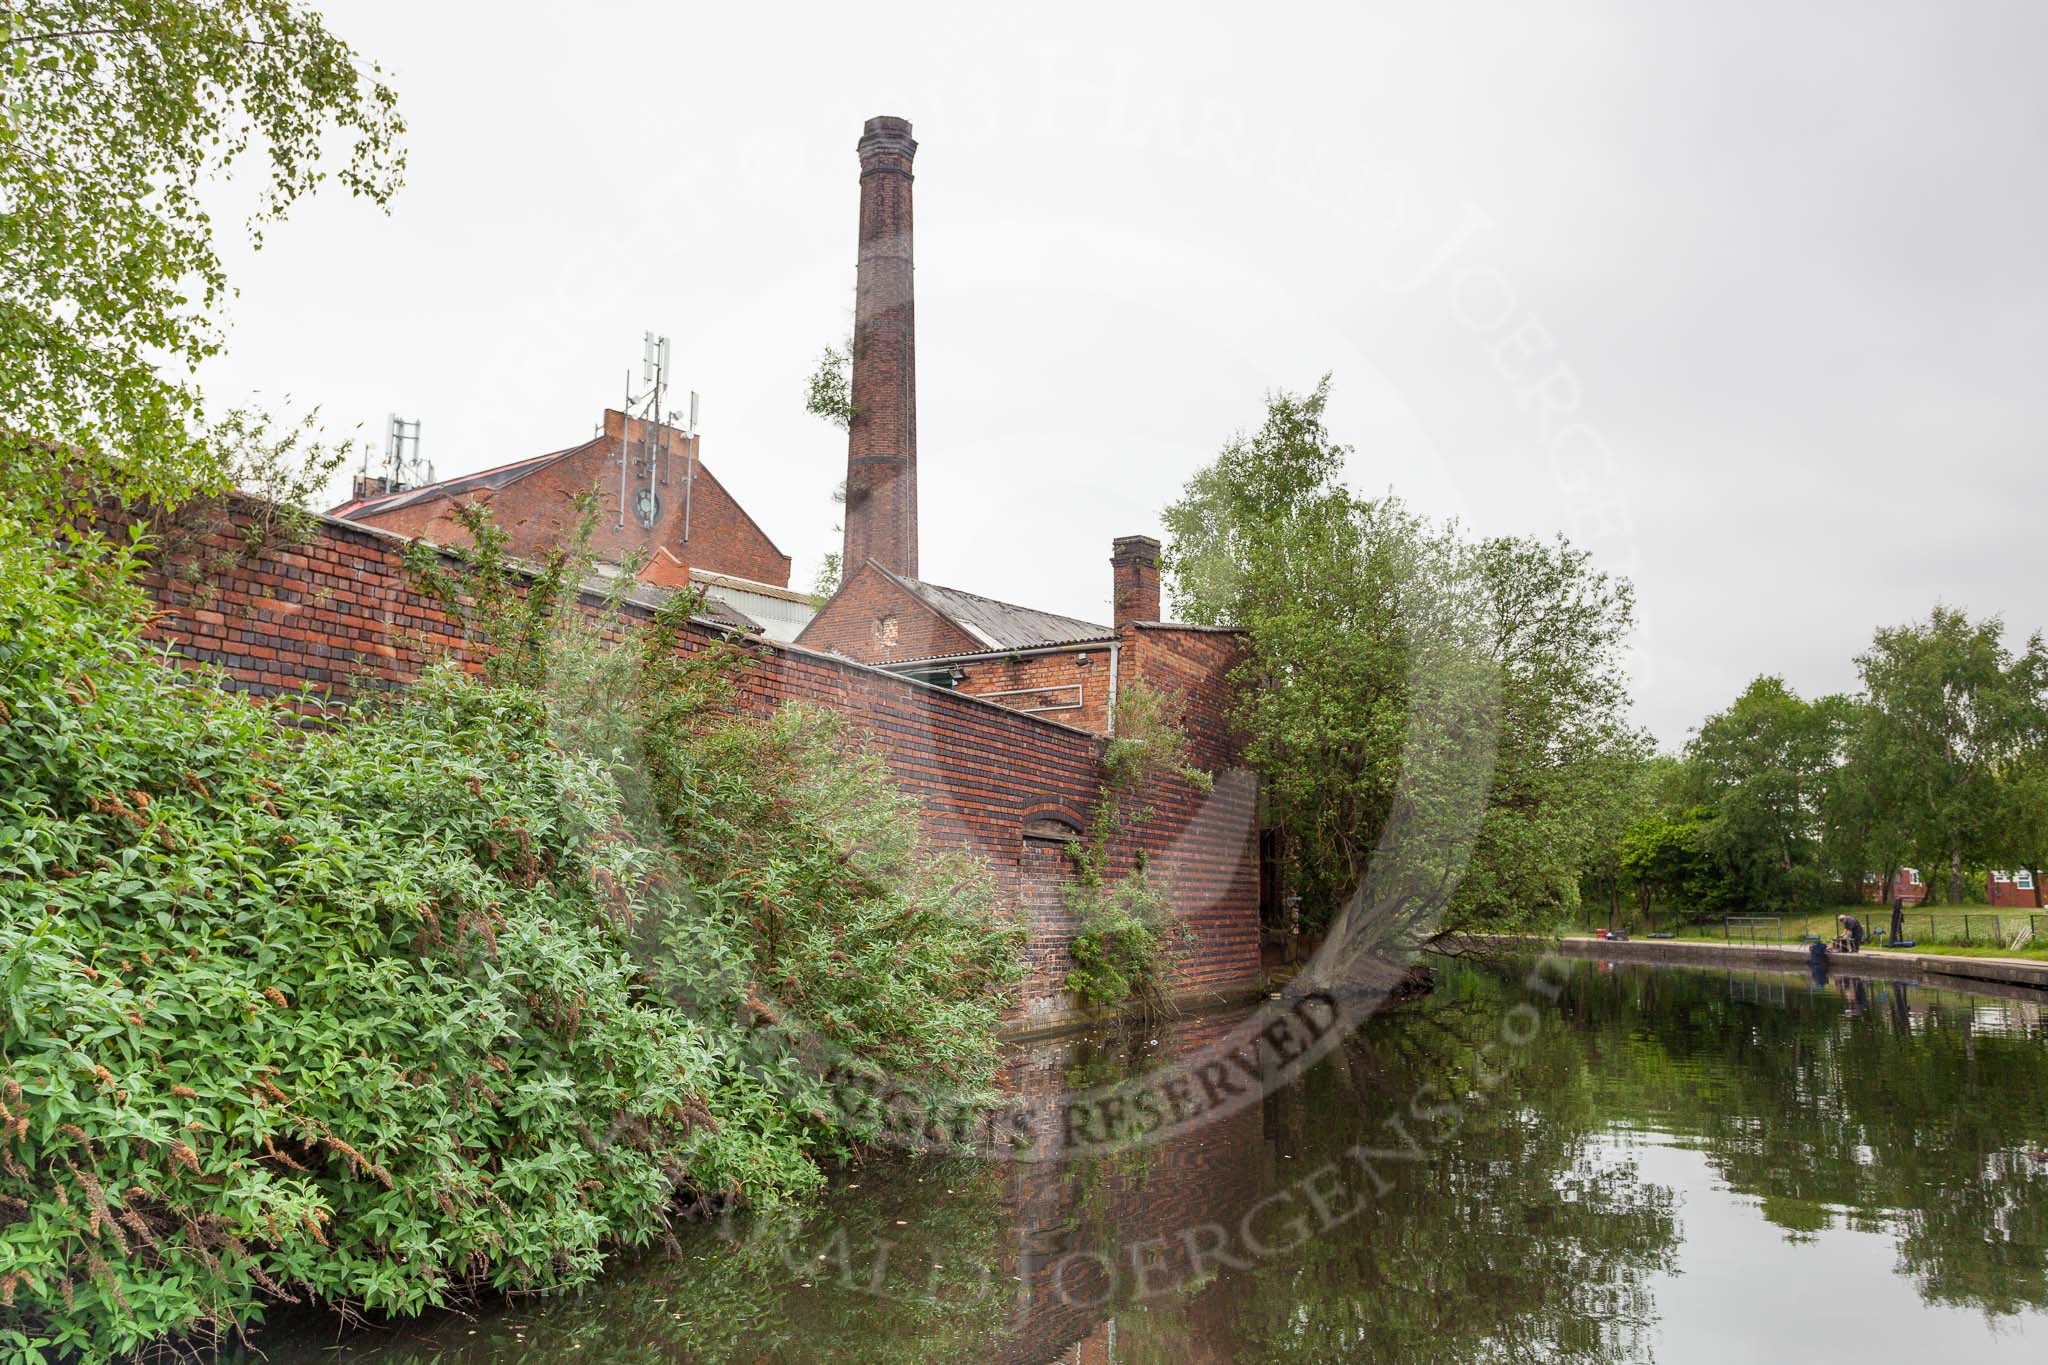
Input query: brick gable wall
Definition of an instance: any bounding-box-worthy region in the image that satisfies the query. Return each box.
[795,559,980,663]
[346,415,793,590]
[1120,624,1246,772]
[133,506,1260,1028]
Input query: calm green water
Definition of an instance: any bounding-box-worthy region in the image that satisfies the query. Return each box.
[247,957,2048,1362]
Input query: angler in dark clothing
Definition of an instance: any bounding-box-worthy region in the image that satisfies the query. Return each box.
[1890,897,1906,946]
[1836,914,1865,952]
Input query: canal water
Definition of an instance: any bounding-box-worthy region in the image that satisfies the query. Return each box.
[245,956,2048,1362]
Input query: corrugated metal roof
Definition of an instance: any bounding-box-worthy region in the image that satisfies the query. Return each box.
[699,581,814,643]
[695,594,766,635]
[327,438,602,519]
[874,564,1113,654]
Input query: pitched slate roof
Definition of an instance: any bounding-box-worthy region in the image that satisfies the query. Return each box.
[327,437,604,519]
[870,562,1113,658]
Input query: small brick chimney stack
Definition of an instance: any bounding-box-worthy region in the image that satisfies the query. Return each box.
[1112,535,1162,627]
[843,115,919,579]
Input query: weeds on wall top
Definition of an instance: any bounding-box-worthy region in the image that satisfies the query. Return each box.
[135,408,355,602]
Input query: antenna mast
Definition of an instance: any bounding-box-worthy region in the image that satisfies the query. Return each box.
[351,414,427,501]
[619,331,684,535]
[682,390,699,545]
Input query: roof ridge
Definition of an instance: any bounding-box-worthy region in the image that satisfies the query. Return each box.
[331,436,602,516]
[892,568,1108,633]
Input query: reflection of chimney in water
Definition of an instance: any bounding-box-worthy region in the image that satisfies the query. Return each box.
[842,115,918,578]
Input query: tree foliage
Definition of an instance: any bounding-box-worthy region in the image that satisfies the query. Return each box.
[1681,676,1849,912]
[1588,609,2048,921]
[0,523,1020,1358]
[1160,378,1644,937]
[0,0,404,522]
[1846,607,2046,903]
[802,344,855,431]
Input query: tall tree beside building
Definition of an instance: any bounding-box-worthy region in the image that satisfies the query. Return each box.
[1453,532,1649,920]
[0,0,403,525]
[1160,378,1644,937]
[1823,695,1924,907]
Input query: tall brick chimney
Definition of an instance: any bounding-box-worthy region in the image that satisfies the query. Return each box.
[843,115,919,579]
[1112,535,1162,626]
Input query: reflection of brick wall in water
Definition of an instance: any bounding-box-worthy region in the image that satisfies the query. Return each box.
[129,504,1262,1023]
[992,1011,1266,1364]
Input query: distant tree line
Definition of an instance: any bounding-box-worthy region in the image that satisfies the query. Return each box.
[1581,608,2048,920]
[1160,379,2048,938]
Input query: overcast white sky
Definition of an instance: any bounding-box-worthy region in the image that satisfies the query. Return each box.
[200,0,2048,747]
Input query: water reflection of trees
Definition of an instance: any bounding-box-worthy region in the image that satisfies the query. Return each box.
[238,960,2048,1362]
[1227,968,1681,1364]
[1544,962,2048,1317]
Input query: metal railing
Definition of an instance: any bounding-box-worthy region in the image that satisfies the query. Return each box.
[1881,912,2044,949]
[1723,916,1782,944]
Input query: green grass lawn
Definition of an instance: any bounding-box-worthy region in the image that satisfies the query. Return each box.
[1565,903,2048,960]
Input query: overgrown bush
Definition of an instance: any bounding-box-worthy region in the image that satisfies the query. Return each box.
[1064,867,1187,1012]
[407,503,1027,1152]
[548,599,1026,1151]
[0,523,1019,1359]
[1063,683,1210,1014]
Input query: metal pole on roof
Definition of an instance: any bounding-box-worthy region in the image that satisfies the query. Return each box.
[682,391,698,545]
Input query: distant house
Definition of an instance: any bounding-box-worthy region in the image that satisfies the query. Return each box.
[1987,869,2041,909]
[1862,868,1931,905]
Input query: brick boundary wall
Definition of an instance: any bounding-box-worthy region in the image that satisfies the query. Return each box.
[130,504,1262,1026]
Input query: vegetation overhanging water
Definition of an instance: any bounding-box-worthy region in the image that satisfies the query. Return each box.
[235,954,2048,1364]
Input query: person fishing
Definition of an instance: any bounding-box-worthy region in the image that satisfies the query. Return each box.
[1889,896,1906,947]
[1836,912,1865,952]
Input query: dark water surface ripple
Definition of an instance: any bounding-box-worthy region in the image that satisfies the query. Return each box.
[240,956,2048,1363]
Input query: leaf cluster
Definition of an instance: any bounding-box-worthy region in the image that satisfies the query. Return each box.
[0,511,1024,1358]
[1,1,405,526]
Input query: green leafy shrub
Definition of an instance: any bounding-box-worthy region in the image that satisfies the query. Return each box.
[0,522,1017,1358]
[578,608,1027,1152]
[407,503,1026,1153]
[1063,683,1211,1014]
[1064,865,1188,1012]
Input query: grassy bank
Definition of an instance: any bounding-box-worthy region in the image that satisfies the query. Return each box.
[1563,905,2048,961]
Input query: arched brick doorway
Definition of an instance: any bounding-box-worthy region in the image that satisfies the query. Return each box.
[1018,813,1084,1024]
